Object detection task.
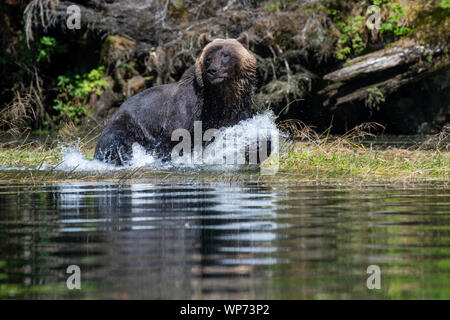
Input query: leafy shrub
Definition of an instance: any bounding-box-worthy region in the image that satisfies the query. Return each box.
[440,0,450,9]
[365,87,385,110]
[324,0,414,61]
[379,4,413,38]
[16,33,67,67]
[53,67,109,124]
[335,15,366,60]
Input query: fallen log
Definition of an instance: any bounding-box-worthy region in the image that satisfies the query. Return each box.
[321,40,449,109]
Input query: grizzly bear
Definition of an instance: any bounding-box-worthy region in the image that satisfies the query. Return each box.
[94,33,257,165]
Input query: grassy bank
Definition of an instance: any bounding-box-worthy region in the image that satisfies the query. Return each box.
[0,142,95,169]
[0,131,448,185]
[278,140,449,182]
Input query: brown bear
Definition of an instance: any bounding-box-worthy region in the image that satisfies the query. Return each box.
[94,33,257,165]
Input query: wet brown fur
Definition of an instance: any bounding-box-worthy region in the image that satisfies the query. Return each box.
[94,33,257,165]
[195,36,257,108]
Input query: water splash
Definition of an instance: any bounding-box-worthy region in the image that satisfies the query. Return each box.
[193,111,280,171]
[49,111,280,172]
[54,143,162,172]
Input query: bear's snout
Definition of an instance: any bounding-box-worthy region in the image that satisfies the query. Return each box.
[207,66,218,75]
[206,65,227,84]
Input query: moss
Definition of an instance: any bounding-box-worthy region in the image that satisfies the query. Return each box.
[100,35,136,66]
[168,0,190,22]
[411,5,450,45]
[264,2,280,13]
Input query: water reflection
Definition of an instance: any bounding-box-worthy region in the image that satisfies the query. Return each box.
[0,182,449,299]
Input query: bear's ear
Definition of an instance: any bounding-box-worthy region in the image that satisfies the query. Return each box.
[236,33,249,49]
[199,33,212,49]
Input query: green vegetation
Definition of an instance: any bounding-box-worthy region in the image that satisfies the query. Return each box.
[0,0,448,182]
[379,4,413,38]
[0,142,64,169]
[263,119,450,183]
[36,36,65,63]
[264,2,280,13]
[279,141,449,182]
[365,87,385,110]
[334,13,367,60]
[1,0,447,134]
[0,126,448,184]
[15,33,67,68]
[0,280,100,299]
[53,67,109,124]
[323,0,414,60]
[440,0,450,8]
[275,120,449,182]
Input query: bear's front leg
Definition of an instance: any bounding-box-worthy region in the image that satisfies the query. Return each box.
[94,129,134,166]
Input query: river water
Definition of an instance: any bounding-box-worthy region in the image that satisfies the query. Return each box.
[0,112,449,299]
[0,179,449,299]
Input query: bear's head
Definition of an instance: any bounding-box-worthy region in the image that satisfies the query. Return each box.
[195,33,257,88]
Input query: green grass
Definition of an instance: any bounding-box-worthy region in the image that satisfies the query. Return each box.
[0,129,448,184]
[278,140,449,182]
[0,143,62,168]
[0,142,96,169]
[0,143,448,185]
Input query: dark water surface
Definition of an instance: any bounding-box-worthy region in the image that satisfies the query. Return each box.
[0,180,449,299]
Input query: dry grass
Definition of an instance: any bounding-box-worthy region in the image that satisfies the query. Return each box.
[0,91,35,136]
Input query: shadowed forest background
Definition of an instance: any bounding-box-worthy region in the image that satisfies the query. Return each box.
[0,0,449,138]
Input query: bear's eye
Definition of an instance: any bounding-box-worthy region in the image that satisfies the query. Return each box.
[205,57,211,64]
[222,53,230,63]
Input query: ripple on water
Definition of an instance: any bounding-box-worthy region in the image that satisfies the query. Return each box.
[0,179,449,299]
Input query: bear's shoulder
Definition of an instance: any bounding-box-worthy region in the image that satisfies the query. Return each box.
[178,65,197,86]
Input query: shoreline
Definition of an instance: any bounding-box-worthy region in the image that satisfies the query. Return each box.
[0,139,448,185]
